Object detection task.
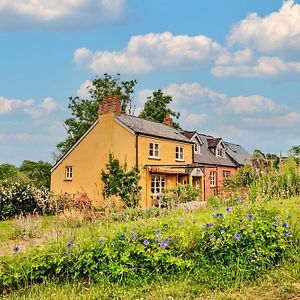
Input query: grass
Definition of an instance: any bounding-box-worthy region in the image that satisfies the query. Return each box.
[1,196,299,299]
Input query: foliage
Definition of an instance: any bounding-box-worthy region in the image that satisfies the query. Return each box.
[223,165,256,190]
[0,164,29,183]
[0,199,298,294]
[19,160,52,189]
[101,153,141,208]
[56,74,137,156]
[12,213,42,239]
[139,89,181,129]
[289,145,300,165]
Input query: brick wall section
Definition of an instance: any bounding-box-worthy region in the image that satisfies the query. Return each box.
[99,95,121,115]
[163,114,173,127]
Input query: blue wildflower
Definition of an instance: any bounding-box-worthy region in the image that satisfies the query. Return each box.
[164,237,171,244]
[226,207,231,212]
[120,234,126,240]
[156,229,161,235]
[99,238,104,245]
[143,239,149,246]
[13,246,20,253]
[213,207,218,211]
[131,234,137,239]
[248,213,254,221]
[272,220,278,227]
[207,223,213,228]
[234,233,241,240]
[162,212,167,217]
[285,231,291,237]
[287,214,292,219]
[63,251,69,256]
[67,241,73,249]
[220,229,225,234]
[155,238,161,243]
[282,222,289,228]
[219,213,224,218]
[160,243,166,249]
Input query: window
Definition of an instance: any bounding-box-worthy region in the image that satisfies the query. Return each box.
[194,143,201,154]
[151,175,166,196]
[210,171,216,187]
[65,166,73,180]
[175,146,184,161]
[149,142,160,159]
[223,170,231,178]
[217,148,223,157]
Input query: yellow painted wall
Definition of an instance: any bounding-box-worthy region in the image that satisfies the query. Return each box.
[51,113,136,206]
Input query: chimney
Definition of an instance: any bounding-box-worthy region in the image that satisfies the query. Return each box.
[163,114,173,127]
[99,95,121,115]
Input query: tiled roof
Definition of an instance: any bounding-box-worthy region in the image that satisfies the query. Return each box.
[224,142,251,166]
[116,114,192,143]
[207,137,222,148]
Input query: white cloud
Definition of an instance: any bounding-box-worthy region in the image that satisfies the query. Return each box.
[76,80,92,99]
[227,0,300,56]
[0,96,33,114]
[212,56,300,78]
[24,97,59,118]
[0,133,41,142]
[228,95,287,113]
[74,32,224,74]
[184,113,208,127]
[0,0,127,31]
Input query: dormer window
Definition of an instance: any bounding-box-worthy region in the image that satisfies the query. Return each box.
[217,148,223,157]
[194,143,201,154]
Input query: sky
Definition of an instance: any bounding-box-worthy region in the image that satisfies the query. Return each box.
[1,0,300,166]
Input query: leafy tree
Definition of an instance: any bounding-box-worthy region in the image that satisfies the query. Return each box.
[56,74,137,156]
[19,160,52,189]
[289,145,300,164]
[139,89,180,128]
[0,163,27,182]
[252,149,265,158]
[101,153,141,208]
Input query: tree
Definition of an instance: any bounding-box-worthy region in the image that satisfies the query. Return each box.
[139,89,180,128]
[289,145,300,164]
[56,74,137,156]
[19,160,52,189]
[0,163,27,182]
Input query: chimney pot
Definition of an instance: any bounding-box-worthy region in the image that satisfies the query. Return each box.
[163,114,173,127]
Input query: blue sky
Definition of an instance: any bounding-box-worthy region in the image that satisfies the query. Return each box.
[1,0,300,165]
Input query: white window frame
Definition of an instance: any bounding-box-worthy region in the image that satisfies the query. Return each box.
[216,148,223,157]
[210,171,216,187]
[65,166,73,180]
[175,145,184,161]
[149,142,160,159]
[150,175,166,196]
[223,170,230,178]
[194,143,201,154]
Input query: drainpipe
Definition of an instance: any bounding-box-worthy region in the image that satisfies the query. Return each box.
[215,165,218,196]
[203,166,206,201]
[135,134,139,168]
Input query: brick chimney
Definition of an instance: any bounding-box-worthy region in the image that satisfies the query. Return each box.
[163,114,173,127]
[99,95,121,115]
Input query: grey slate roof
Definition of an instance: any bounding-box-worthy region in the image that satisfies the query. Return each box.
[116,114,192,144]
[224,142,251,166]
[207,138,222,148]
[195,133,237,167]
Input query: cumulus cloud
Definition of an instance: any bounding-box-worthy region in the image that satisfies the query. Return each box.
[227,0,300,57]
[24,97,59,118]
[74,32,224,74]
[0,0,127,31]
[0,96,33,114]
[76,80,92,99]
[184,113,208,127]
[0,133,41,142]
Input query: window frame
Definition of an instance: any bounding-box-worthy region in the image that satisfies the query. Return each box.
[148,142,160,159]
[150,175,166,196]
[65,166,73,181]
[223,170,231,178]
[175,145,184,161]
[209,171,216,187]
[216,148,223,157]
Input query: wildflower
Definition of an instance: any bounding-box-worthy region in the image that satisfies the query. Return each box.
[285,231,291,237]
[213,207,218,211]
[132,234,137,239]
[13,246,20,253]
[160,243,166,249]
[287,214,292,219]
[143,239,149,246]
[63,251,69,256]
[209,234,215,239]
[226,207,231,212]
[282,222,289,228]
[201,224,206,229]
[67,241,73,249]
[220,229,225,234]
[156,229,161,235]
[234,233,241,241]
[237,198,243,204]
[212,214,216,218]
[272,220,278,227]
[164,237,171,244]
[155,238,161,243]
[219,213,224,218]
[99,238,104,245]
[162,212,167,217]
[207,223,213,228]
[120,234,126,240]
[248,214,254,221]
[131,227,137,231]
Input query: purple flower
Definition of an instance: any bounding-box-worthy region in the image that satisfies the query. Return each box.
[131,227,137,232]
[143,239,149,246]
[13,246,20,253]
[131,234,137,239]
[162,212,167,217]
[67,241,73,249]
[213,207,218,211]
[285,231,291,237]
[207,223,213,228]
[63,251,69,256]
[220,229,225,234]
[219,213,224,218]
[272,220,278,227]
[248,214,254,221]
[120,234,126,240]
[156,229,161,235]
[226,207,231,212]
[160,243,166,249]
[234,233,241,241]
[164,237,171,244]
[282,222,289,228]
[155,238,161,243]
[99,238,104,245]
